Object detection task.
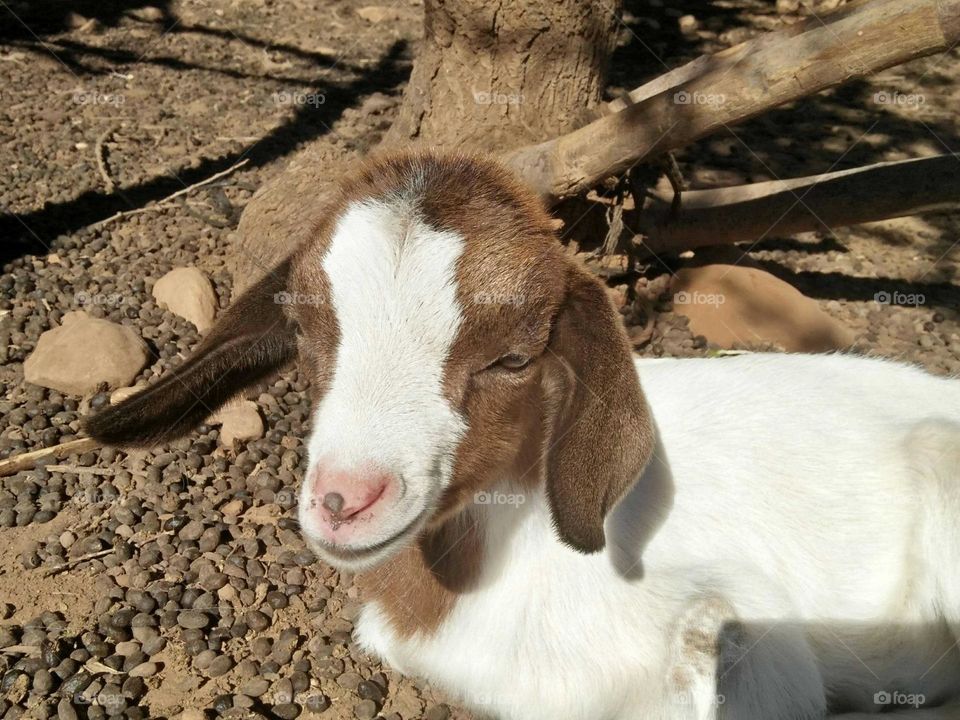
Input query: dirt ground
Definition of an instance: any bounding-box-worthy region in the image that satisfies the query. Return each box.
[1,0,958,719]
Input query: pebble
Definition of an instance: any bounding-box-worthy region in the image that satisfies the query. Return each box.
[177,610,210,629]
[354,699,378,719]
[206,654,234,677]
[128,661,159,678]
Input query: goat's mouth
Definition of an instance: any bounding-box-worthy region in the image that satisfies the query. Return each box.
[303,508,430,570]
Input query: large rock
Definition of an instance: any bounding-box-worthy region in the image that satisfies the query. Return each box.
[672,260,854,352]
[24,312,149,396]
[151,267,218,333]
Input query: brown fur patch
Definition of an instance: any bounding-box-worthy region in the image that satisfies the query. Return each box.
[355,514,485,637]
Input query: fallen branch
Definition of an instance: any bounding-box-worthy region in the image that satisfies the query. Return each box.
[506,0,960,203]
[633,154,960,253]
[0,437,99,477]
[92,158,250,229]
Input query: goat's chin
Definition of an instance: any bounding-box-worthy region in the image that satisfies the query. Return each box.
[300,511,428,572]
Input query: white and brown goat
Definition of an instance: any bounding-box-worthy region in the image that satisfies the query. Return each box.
[87,152,960,720]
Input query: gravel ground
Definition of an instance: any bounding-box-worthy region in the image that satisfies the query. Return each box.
[1,0,958,719]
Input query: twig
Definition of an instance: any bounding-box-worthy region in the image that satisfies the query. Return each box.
[0,438,99,477]
[43,548,113,576]
[91,158,250,229]
[95,125,118,193]
[44,464,116,476]
[0,645,40,656]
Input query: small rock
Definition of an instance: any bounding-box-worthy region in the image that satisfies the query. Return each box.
[210,401,264,447]
[354,700,377,720]
[151,267,219,333]
[272,704,301,720]
[678,14,699,35]
[206,654,234,677]
[177,610,210,629]
[356,5,403,22]
[110,385,145,404]
[126,5,166,21]
[127,661,159,678]
[24,312,149,396]
[239,677,269,697]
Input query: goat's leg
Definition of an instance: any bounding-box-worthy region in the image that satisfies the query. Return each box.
[662,594,826,720]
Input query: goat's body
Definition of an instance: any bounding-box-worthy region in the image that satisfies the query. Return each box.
[358,353,960,719]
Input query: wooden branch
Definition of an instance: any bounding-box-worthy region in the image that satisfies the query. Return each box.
[92,158,249,229]
[0,438,99,477]
[505,0,960,204]
[632,155,960,253]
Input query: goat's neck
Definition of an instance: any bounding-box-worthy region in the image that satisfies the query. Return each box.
[355,480,534,638]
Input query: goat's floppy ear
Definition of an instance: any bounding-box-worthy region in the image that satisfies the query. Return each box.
[83,259,297,447]
[541,266,655,553]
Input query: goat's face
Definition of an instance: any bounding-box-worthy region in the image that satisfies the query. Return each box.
[85,152,654,572]
[287,169,567,569]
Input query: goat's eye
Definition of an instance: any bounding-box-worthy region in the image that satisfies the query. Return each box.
[495,353,531,371]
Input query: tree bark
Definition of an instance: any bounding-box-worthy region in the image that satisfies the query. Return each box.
[382,0,620,151]
[231,0,621,287]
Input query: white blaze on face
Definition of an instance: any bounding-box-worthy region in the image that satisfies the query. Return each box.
[299,198,468,550]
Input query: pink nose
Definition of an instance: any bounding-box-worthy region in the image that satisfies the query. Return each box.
[308,464,393,527]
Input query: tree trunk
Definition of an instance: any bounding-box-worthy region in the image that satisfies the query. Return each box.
[382,0,619,151]
[231,0,620,288]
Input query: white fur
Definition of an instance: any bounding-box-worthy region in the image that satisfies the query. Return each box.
[299,199,467,567]
[356,353,960,720]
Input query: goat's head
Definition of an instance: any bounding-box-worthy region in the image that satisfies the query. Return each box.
[85,152,655,570]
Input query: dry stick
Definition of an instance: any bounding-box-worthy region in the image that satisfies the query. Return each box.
[44,464,116,476]
[44,548,113,577]
[0,437,99,477]
[91,158,250,229]
[634,154,960,253]
[94,125,118,193]
[505,0,960,204]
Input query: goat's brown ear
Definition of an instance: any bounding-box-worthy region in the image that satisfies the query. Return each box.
[83,259,297,447]
[541,266,655,553]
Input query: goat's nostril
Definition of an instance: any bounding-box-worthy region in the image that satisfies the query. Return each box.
[322,491,345,515]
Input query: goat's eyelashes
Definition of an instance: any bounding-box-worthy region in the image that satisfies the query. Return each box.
[490,353,532,372]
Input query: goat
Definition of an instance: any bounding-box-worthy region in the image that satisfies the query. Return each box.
[85,151,960,720]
